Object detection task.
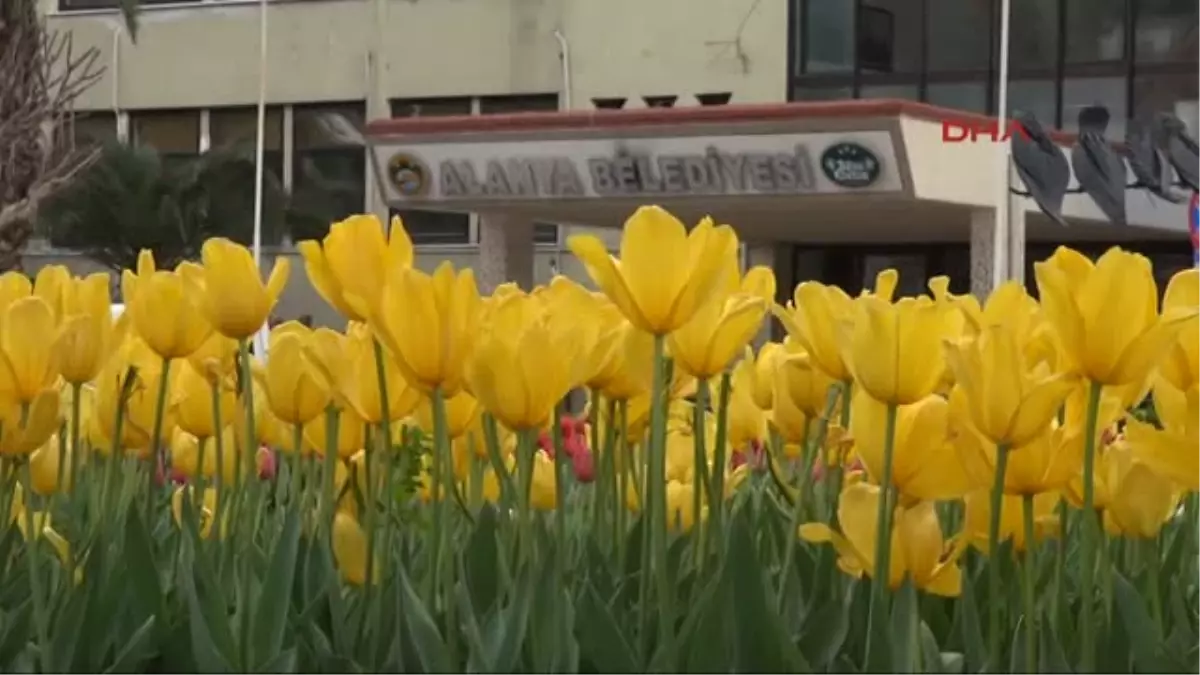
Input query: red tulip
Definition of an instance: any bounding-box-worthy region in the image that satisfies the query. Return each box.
[257,446,277,481]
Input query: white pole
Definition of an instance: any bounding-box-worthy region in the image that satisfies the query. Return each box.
[991,0,1013,290]
[252,0,270,359]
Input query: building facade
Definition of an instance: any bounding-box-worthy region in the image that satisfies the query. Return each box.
[39,0,1200,325]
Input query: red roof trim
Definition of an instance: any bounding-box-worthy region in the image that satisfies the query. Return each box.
[366,98,1083,145]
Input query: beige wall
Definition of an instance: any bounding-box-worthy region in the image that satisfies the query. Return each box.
[46,0,788,113]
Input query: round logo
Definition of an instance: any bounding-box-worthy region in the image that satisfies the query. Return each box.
[387,152,429,198]
[820,142,882,189]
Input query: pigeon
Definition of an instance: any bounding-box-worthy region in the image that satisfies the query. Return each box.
[1010,110,1071,225]
[1156,113,1199,192]
[1125,116,1182,203]
[1070,105,1127,226]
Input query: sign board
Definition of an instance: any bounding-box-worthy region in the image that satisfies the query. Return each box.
[1190,192,1198,266]
[373,131,900,204]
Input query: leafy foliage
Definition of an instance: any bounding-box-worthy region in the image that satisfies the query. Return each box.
[38,141,293,271]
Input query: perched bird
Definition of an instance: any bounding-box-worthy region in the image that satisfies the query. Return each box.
[1156,113,1199,192]
[1011,110,1071,226]
[1125,116,1182,203]
[1071,106,1127,226]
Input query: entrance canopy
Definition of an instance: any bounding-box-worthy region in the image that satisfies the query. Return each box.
[365,100,1187,245]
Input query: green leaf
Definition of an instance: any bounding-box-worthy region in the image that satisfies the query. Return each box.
[103,616,157,674]
[46,575,92,673]
[464,506,501,615]
[0,601,32,668]
[455,575,494,673]
[258,647,297,673]
[397,567,453,673]
[955,569,986,673]
[482,567,535,673]
[889,580,920,673]
[576,583,638,673]
[182,569,235,673]
[123,507,166,620]
[252,509,301,671]
[1112,570,1179,672]
[726,510,812,673]
[797,583,853,671]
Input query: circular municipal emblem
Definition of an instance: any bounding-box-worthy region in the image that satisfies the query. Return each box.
[820,142,882,189]
[387,152,429,197]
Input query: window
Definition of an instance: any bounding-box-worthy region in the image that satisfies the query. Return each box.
[643,96,677,108]
[1009,0,1060,71]
[802,0,855,73]
[927,0,991,72]
[391,97,472,118]
[791,85,853,101]
[696,92,733,106]
[1135,0,1197,64]
[534,223,559,245]
[1005,79,1059,127]
[860,83,919,101]
[70,111,118,148]
[209,106,285,181]
[859,1,920,76]
[1065,0,1126,64]
[1133,73,1198,132]
[592,98,627,110]
[479,94,559,115]
[59,0,176,9]
[290,103,366,242]
[130,109,200,163]
[926,82,988,113]
[391,209,471,245]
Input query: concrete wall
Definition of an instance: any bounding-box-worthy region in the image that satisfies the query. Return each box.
[45,0,787,112]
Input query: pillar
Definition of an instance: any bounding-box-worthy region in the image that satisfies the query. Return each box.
[969,208,995,302]
[478,213,535,295]
[743,241,794,345]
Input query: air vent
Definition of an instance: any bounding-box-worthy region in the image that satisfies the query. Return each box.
[643,95,678,108]
[696,92,733,106]
[592,97,627,110]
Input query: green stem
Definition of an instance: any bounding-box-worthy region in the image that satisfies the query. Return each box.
[146,357,173,523]
[66,381,83,575]
[19,461,49,672]
[290,424,304,507]
[864,402,899,668]
[430,387,455,627]
[1079,380,1103,673]
[692,379,713,568]
[552,407,570,672]
[211,379,226,522]
[515,429,535,567]
[647,335,675,663]
[589,389,606,541]
[709,370,732,556]
[236,339,259,671]
[1144,535,1163,635]
[1021,493,1038,674]
[986,443,1012,668]
[614,399,629,564]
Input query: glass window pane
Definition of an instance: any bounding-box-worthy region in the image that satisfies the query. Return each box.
[1133,72,1198,135]
[862,253,927,298]
[927,0,991,71]
[1136,0,1198,63]
[479,94,559,114]
[927,82,988,112]
[209,106,284,151]
[791,84,852,101]
[391,97,472,117]
[1065,0,1126,64]
[1061,77,1128,136]
[534,223,559,245]
[860,83,920,100]
[804,0,855,73]
[291,103,366,239]
[1010,0,1060,70]
[71,111,117,148]
[130,110,199,156]
[1005,79,1058,129]
[391,209,470,245]
[859,1,921,74]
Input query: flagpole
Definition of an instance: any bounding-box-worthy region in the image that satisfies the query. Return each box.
[251,0,270,359]
[991,0,1013,290]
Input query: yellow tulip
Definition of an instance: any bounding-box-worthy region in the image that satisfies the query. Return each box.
[304,405,365,460]
[1158,269,1198,393]
[122,253,212,360]
[193,238,290,340]
[173,362,237,439]
[91,353,164,458]
[467,294,578,431]
[668,266,773,380]
[0,389,61,457]
[30,434,69,495]
[1034,247,1193,386]
[0,272,31,314]
[1068,439,1181,539]
[340,324,421,425]
[665,428,702,483]
[529,451,558,511]
[945,324,1075,448]
[369,261,480,396]
[666,480,704,532]
[55,272,117,385]
[31,265,72,321]
[962,491,1060,554]
[170,426,241,484]
[171,485,221,539]
[260,331,330,427]
[568,206,737,335]
[414,390,480,442]
[298,214,414,322]
[774,282,855,382]
[842,295,947,405]
[799,481,963,596]
[850,392,972,501]
[0,297,61,405]
[332,510,374,585]
[723,352,768,450]
[13,507,73,572]
[1126,379,1199,492]
[771,352,837,445]
[186,331,239,384]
